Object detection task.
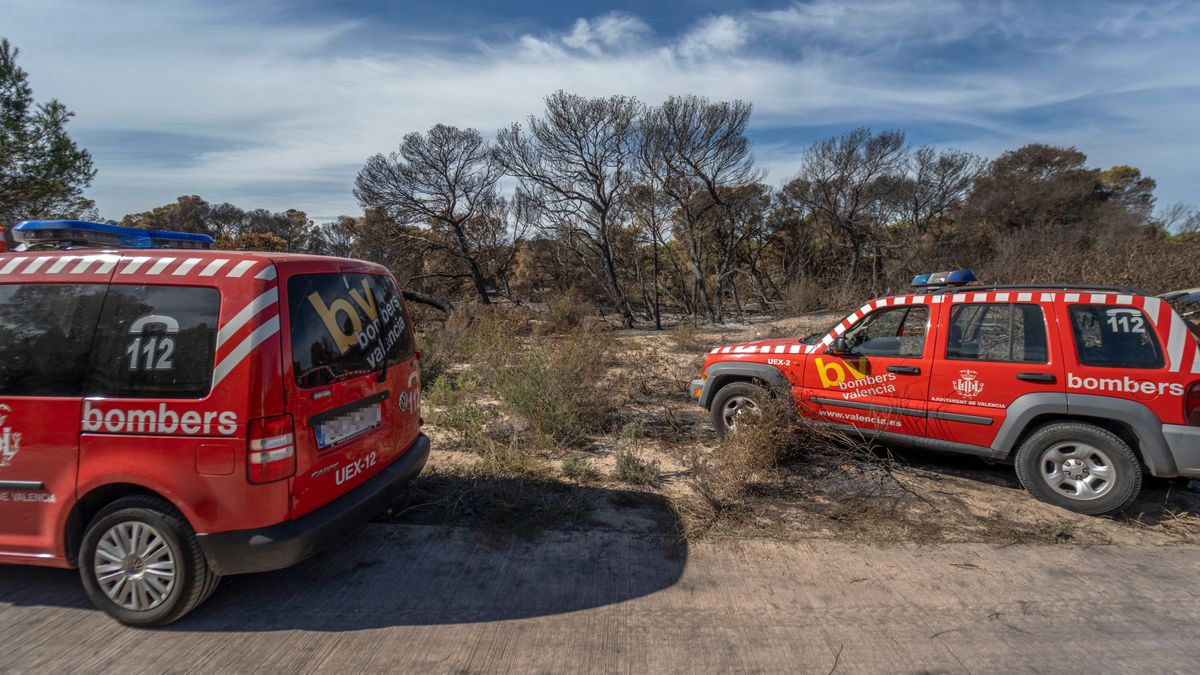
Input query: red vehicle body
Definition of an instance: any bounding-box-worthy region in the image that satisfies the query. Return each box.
[0,228,428,625]
[693,282,1200,515]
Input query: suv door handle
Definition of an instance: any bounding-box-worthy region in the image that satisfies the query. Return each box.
[887,365,921,375]
[1017,372,1056,383]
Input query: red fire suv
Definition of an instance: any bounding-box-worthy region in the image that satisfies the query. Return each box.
[692,269,1200,516]
[0,220,429,626]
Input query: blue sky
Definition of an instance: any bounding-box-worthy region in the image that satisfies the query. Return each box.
[4,0,1199,221]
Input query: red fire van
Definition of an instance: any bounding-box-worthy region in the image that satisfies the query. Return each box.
[0,220,429,626]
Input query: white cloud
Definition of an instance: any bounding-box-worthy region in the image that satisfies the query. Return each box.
[2,0,1197,218]
[678,16,748,59]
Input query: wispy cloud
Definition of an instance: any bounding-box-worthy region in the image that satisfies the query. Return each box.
[3,0,1198,218]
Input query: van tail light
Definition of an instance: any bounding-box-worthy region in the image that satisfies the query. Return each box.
[1187,382,1200,427]
[247,414,295,484]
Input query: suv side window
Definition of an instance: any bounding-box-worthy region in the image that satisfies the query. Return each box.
[0,283,106,396]
[843,305,929,358]
[1068,305,1163,369]
[946,303,1048,363]
[86,285,221,398]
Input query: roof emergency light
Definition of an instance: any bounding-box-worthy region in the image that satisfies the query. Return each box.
[911,268,977,288]
[10,220,215,251]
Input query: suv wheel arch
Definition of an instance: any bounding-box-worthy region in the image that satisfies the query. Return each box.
[702,362,790,410]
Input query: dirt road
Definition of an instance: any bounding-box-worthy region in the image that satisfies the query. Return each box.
[3,521,1198,673]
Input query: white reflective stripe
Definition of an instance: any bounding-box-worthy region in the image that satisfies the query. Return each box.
[1018,292,1032,302]
[894,296,908,305]
[0,258,24,274]
[1089,294,1106,304]
[1064,293,1080,302]
[913,295,926,304]
[147,257,176,275]
[876,298,888,307]
[822,334,834,345]
[789,345,801,354]
[1041,293,1056,302]
[834,323,847,336]
[721,346,732,353]
[199,259,229,277]
[774,345,785,353]
[47,257,74,274]
[212,315,280,388]
[1117,294,1133,305]
[21,257,50,274]
[1167,311,1189,372]
[227,260,256,278]
[972,292,987,302]
[70,255,116,274]
[217,287,279,348]
[120,256,151,274]
[804,345,815,353]
[858,304,873,315]
[952,293,966,303]
[1143,297,1162,324]
[1193,347,1200,374]
[710,348,719,354]
[173,258,202,275]
[255,265,277,281]
[931,295,945,303]
[995,292,1010,302]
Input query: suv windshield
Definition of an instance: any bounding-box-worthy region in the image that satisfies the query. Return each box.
[287,273,413,388]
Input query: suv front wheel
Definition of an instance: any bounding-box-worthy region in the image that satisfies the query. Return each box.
[1014,422,1142,515]
[710,381,767,440]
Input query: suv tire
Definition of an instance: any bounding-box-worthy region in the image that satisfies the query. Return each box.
[1014,422,1142,515]
[710,381,767,440]
[79,495,220,627]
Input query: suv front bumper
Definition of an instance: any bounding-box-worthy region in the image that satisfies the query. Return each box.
[197,433,430,576]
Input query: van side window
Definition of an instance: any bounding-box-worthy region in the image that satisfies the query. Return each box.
[0,284,106,396]
[1068,305,1163,369]
[946,303,1048,363]
[86,285,221,398]
[288,273,414,388]
[842,305,929,358]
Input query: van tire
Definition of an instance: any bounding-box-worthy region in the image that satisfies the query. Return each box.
[710,381,767,440]
[78,495,220,627]
[1014,422,1142,516]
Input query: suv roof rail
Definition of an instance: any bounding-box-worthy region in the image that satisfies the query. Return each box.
[926,283,1148,296]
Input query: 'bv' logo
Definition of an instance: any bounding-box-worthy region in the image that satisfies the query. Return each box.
[815,357,869,388]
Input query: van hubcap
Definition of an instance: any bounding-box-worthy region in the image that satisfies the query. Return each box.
[94,522,177,611]
[1040,442,1115,501]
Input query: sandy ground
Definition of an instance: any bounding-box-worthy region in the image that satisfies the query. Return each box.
[4,521,1198,673]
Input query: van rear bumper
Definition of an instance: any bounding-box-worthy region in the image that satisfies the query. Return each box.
[197,433,430,576]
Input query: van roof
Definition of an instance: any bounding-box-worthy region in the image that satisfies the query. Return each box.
[0,249,389,282]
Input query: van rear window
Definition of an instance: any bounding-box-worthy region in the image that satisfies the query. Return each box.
[0,283,106,396]
[287,274,412,388]
[86,285,221,398]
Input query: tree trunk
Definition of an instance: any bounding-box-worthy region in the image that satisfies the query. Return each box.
[402,289,455,314]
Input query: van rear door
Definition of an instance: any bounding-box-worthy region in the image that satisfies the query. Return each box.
[281,265,419,518]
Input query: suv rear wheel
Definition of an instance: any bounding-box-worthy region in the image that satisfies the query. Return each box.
[710,381,766,440]
[79,495,220,627]
[1014,422,1142,515]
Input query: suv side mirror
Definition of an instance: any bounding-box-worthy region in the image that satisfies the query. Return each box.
[828,336,850,355]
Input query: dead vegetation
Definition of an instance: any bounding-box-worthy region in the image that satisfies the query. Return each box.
[405,307,1200,546]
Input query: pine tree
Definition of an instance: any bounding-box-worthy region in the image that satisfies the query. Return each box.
[0,38,96,245]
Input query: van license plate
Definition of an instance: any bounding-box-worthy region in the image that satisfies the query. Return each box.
[315,404,383,449]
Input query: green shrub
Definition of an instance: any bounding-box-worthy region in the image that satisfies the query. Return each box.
[561,455,598,482]
[613,449,662,486]
[424,373,494,444]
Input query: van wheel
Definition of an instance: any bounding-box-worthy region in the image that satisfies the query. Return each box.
[1014,422,1142,516]
[79,495,220,627]
[710,382,766,440]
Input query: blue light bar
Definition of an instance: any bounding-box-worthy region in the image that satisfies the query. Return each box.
[12,220,215,250]
[911,268,977,288]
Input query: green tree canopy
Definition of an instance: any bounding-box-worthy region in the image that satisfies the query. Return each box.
[0,38,96,243]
